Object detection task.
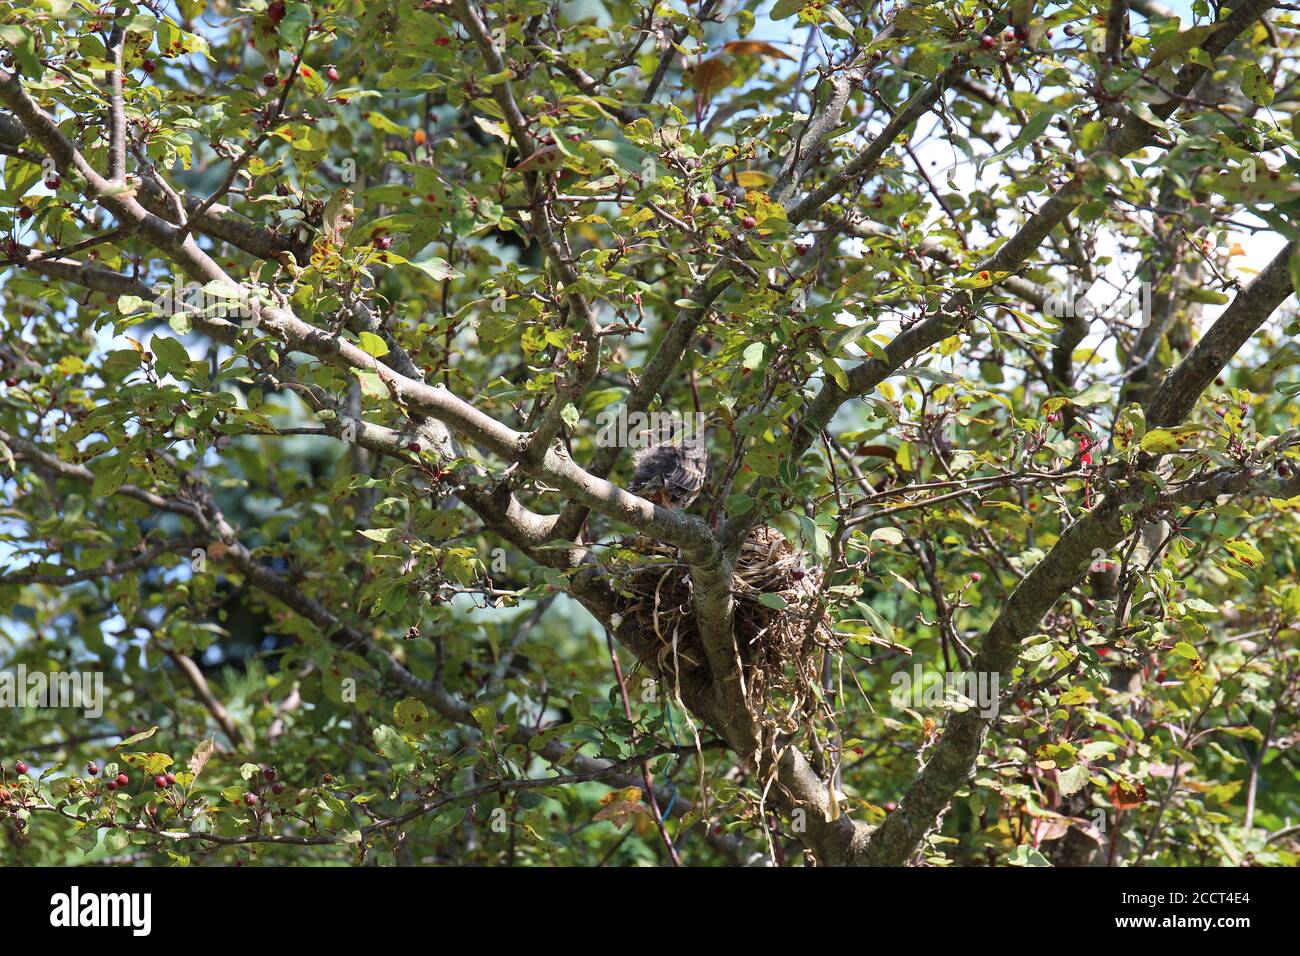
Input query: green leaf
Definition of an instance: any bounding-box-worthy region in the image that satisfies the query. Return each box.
[724,494,753,515]
[1057,763,1090,797]
[405,256,464,281]
[822,5,853,34]
[1113,404,1146,450]
[859,603,895,644]
[1070,381,1113,407]
[120,752,174,774]
[1186,287,1229,305]
[1224,538,1264,569]
[1058,686,1094,706]
[1147,24,1223,69]
[870,527,904,546]
[823,358,849,390]
[1241,63,1274,107]
[91,460,128,498]
[394,698,431,734]
[150,334,190,376]
[770,0,805,20]
[1139,429,1179,453]
[101,349,142,381]
[1078,741,1117,761]
[116,726,159,748]
[358,331,389,357]
[1075,120,1107,153]
[1007,844,1052,867]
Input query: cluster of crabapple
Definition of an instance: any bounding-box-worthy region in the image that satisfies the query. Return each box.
[242,766,291,809]
[976,23,1038,62]
[683,190,758,233]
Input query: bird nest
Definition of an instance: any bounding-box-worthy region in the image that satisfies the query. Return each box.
[608,526,835,713]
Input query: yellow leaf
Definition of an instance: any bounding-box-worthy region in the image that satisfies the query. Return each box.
[599,786,641,806]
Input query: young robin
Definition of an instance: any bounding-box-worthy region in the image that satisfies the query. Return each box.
[628,418,710,511]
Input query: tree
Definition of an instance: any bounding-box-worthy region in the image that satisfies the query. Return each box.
[1,0,1298,867]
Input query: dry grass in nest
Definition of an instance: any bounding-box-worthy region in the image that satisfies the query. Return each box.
[608,526,835,722]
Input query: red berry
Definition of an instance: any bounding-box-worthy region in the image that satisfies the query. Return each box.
[142,58,156,74]
[15,760,28,775]
[271,782,286,795]
[17,206,32,220]
[4,378,16,387]
[740,215,757,229]
[375,235,392,250]
[268,0,286,22]
[45,174,60,189]
[1004,30,1016,43]
[322,773,334,784]
[165,772,176,785]
[326,66,339,82]
[970,572,981,582]
[244,792,258,806]
[721,196,735,210]
[262,71,278,89]
[408,441,421,453]
[106,780,118,791]
[154,775,168,789]
[116,772,129,786]
[979,35,997,49]
[1014,25,1030,42]
[87,763,99,776]
[696,194,714,207]
[263,766,276,781]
